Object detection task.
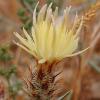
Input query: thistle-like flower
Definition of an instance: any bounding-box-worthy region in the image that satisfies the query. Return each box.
[14,3,88,64]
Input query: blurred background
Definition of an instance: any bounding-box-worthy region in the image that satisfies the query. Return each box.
[0,0,100,100]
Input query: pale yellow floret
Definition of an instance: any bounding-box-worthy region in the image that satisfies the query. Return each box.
[14,3,89,64]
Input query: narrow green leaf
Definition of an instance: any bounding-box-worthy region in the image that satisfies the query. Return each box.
[66,90,73,100]
[88,61,100,73]
[58,90,73,100]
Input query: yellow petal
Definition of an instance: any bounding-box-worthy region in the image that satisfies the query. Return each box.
[38,59,46,63]
[65,46,90,57]
[53,7,58,20]
[37,4,47,23]
[14,42,37,58]
[46,23,54,59]
[33,2,39,26]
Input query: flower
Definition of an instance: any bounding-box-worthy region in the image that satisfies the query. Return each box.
[14,3,89,64]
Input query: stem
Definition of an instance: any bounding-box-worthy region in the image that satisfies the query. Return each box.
[72,56,85,100]
[72,68,82,100]
[72,55,91,100]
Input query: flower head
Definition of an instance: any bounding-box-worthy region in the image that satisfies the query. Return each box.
[14,3,88,64]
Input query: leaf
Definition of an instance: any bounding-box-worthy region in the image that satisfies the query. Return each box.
[66,90,73,100]
[58,90,73,100]
[88,54,100,73]
[17,8,25,16]
[88,61,100,73]
[0,46,13,61]
[0,65,17,79]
